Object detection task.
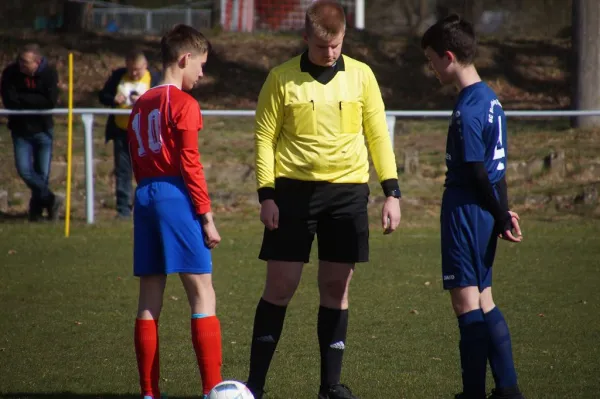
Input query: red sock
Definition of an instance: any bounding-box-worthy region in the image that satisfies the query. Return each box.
[135,319,160,398]
[191,316,223,394]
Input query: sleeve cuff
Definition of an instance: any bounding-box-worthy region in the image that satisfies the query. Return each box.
[257,187,276,203]
[380,179,401,198]
[196,203,212,215]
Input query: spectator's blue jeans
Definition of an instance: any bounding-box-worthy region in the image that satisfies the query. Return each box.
[113,132,132,217]
[11,131,54,213]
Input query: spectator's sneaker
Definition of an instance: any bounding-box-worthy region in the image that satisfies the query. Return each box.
[488,386,525,399]
[47,194,63,222]
[28,198,43,222]
[318,384,358,399]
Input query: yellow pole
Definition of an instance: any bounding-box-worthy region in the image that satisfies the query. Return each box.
[65,53,74,237]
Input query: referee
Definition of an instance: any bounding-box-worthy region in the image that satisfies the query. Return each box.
[246,1,402,398]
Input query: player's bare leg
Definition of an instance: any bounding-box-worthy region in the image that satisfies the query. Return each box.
[317,261,356,399]
[135,275,167,399]
[450,286,488,399]
[180,273,222,396]
[479,288,524,399]
[246,261,304,399]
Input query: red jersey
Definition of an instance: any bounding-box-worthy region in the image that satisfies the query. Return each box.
[127,84,211,215]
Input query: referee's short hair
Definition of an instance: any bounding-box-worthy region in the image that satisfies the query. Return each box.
[305,0,346,39]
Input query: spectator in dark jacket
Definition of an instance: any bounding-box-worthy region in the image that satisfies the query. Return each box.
[99,49,161,219]
[1,43,62,221]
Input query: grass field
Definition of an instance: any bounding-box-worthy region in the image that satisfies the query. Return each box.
[1,214,599,399]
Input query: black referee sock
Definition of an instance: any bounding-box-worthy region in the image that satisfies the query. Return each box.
[247,298,287,392]
[318,306,349,392]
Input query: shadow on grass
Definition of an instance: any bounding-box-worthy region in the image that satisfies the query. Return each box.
[0,211,29,221]
[2,394,196,399]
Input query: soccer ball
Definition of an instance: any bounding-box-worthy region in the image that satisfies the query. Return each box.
[207,380,255,399]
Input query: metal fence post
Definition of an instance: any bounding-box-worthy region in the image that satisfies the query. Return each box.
[186,7,192,26]
[82,113,95,224]
[146,10,152,32]
[386,115,396,148]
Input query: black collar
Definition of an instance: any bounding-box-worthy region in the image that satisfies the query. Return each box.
[300,51,344,85]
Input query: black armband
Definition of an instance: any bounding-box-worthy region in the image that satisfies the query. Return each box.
[381,179,401,198]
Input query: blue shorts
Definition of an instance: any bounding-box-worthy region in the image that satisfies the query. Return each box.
[440,187,497,291]
[133,176,212,277]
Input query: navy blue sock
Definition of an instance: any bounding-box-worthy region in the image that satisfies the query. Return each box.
[484,307,518,389]
[458,309,488,398]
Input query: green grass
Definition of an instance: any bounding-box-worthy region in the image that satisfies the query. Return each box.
[0,215,599,399]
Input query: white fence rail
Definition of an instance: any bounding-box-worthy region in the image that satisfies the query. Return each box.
[91,7,212,34]
[2,107,599,224]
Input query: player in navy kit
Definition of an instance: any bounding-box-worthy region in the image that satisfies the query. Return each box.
[421,15,525,399]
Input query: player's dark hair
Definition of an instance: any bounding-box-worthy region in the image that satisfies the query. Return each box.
[306,0,346,39]
[160,24,211,66]
[421,14,476,65]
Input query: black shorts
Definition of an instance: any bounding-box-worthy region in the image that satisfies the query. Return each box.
[259,178,370,264]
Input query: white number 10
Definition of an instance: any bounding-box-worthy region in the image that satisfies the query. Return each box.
[132,109,163,157]
[493,116,505,170]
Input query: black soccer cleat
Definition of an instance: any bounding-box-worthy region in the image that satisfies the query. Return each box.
[318,384,358,399]
[244,382,264,399]
[455,393,487,399]
[488,386,525,399]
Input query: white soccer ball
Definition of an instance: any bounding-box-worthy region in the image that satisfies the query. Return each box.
[207,380,255,399]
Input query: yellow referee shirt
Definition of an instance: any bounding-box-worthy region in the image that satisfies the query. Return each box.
[255,53,397,191]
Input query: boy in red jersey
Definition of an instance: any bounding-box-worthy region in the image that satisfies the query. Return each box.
[127,24,222,399]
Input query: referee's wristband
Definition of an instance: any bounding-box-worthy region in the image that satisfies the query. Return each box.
[257,187,276,203]
[381,179,401,198]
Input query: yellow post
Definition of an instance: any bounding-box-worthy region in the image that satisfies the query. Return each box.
[65,53,74,237]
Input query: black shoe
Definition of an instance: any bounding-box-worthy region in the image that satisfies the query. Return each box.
[455,393,486,399]
[244,382,264,399]
[488,386,525,399]
[28,197,43,222]
[47,195,63,222]
[318,384,357,399]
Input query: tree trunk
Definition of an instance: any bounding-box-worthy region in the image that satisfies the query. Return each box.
[61,0,88,33]
[462,0,483,25]
[211,0,221,28]
[572,0,600,128]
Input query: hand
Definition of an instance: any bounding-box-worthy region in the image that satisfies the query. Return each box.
[114,93,126,105]
[382,197,401,234]
[499,210,522,243]
[129,93,140,103]
[200,212,221,249]
[260,199,279,230]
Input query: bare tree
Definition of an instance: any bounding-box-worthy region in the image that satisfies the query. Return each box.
[571,0,600,128]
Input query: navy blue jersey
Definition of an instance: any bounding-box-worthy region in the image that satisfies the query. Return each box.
[445,82,507,187]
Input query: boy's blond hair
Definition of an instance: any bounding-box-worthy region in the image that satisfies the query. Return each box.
[160,24,211,66]
[305,0,346,39]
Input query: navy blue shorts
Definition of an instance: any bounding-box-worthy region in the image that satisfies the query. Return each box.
[133,176,212,277]
[440,187,497,291]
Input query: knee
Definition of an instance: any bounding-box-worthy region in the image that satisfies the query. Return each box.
[15,162,33,181]
[319,278,348,302]
[479,291,496,314]
[263,275,299,306]
[450,288,481,316]
[186,278,215,302]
